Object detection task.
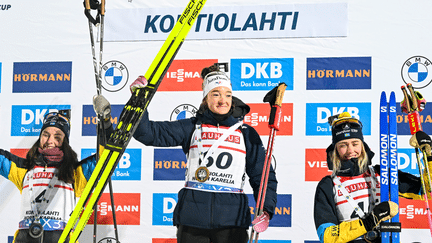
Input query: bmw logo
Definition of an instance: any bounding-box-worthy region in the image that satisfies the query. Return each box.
[401,56,432,89]
[170,104,198,121]
[98,237,120,243]
[101,60,129,92]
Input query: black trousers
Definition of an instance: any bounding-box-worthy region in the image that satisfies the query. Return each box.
[14,229,69,243]
[177,225,249,243]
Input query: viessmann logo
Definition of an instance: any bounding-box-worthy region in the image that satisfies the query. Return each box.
[13,62,72,93]
[87,193,140,225]
[305,148,331,182]
[399,197,431,229]
[244,103,293,136]
[158,59,218,91]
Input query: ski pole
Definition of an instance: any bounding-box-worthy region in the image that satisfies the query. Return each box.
[406,84,432,206]
[84,1,120,242]
[85,0,105,95]
[401,84,432,237]
[249,83,287,243]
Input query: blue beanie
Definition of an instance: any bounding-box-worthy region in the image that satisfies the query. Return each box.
[40,110,71,141]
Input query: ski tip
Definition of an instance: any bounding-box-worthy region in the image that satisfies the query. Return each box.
[380,91,387,101]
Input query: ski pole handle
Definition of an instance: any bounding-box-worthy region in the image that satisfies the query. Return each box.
[401,85,412,113]
[401,85,423,134]
[408,112,423,134]
[407,83,423,133]
[101,0,105,16]
[268,83,287,130]
[84,0,102,25]
[408,83,418,111]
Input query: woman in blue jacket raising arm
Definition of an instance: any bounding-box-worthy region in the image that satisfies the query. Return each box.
[0,96,113,243]
[131,64,278,243]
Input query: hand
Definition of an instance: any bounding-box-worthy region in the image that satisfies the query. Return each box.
[252,211,270,233]
[130,75,148,93]
[93,94,111,120]
[361,201,398,232]
[410,131,432,156]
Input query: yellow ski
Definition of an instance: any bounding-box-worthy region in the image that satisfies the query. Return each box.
[59,0,207,242]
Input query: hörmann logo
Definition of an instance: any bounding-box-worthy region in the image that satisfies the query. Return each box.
[307,57,371,90]
[154,148,187,181]
[248,194,291,227]
[13,62,72,93]
[82,104,123,136]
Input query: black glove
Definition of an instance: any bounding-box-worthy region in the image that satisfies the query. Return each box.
[263,82,286,106]
[410,131,432,157]
[263,85,278,106]
[361,201,398,232]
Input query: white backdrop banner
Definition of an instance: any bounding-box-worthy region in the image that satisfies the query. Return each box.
[104,3,348,41]
[1,0,432,243]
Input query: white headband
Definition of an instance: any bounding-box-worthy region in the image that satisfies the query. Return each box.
[202,71,232,98]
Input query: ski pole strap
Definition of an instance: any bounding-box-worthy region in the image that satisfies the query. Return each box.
[84,0,103,25]
[408,111,423,134]
[266,83,287,130]
[268,105,282,130]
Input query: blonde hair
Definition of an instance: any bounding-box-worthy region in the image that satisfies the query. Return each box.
[330,141,369,177]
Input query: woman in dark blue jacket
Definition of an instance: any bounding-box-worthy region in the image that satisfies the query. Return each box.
[131,65,277,243]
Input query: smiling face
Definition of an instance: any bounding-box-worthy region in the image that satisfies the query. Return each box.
[335,138,363,160]
[205,86,232,115]
[39,126,65,150]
